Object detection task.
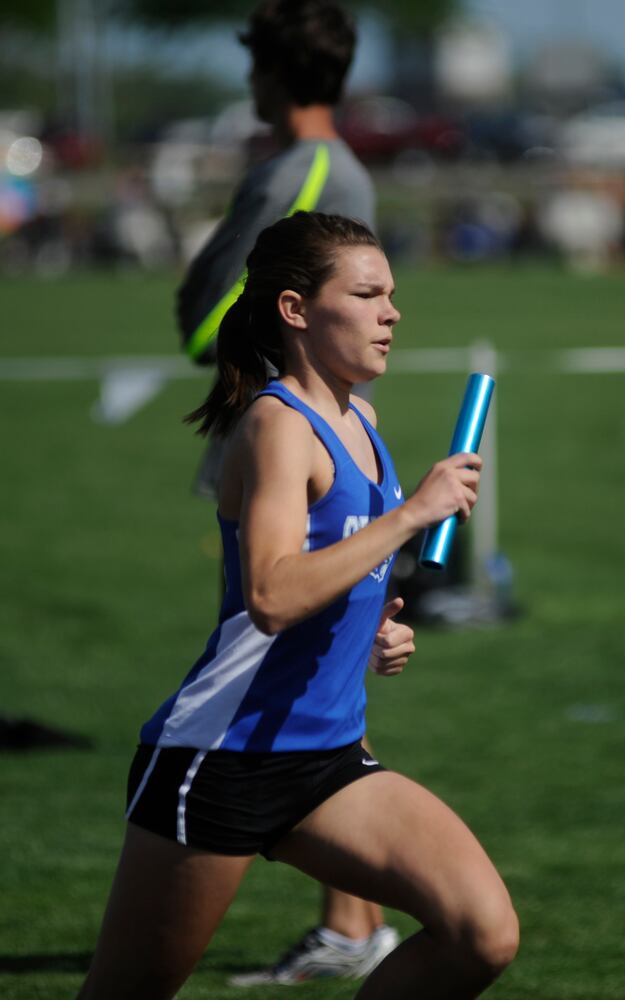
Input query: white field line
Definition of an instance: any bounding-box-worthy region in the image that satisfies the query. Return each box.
[556,348,625,373]
[0,355,202,380]
[1,347,625,380]
[390,348,625,374]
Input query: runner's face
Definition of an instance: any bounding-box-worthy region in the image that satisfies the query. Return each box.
[303,246,400,384]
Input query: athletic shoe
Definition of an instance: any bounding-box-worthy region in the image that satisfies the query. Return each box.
[228,923,400,986]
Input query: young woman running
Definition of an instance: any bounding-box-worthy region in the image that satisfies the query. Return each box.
[77,212,518,1000]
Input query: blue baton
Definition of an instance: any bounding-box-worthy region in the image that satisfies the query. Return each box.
[419,372,495,570]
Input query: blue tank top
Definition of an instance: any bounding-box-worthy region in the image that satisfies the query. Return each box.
[140,381,404,752]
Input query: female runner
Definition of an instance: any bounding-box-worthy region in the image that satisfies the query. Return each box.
[77,212,518,999]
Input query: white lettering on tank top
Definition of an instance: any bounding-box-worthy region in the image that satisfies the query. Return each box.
[342,515,392,584]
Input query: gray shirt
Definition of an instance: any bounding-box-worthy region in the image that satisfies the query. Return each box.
[177,138,376,350]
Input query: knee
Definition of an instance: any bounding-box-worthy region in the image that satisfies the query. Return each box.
[465,898,520,980]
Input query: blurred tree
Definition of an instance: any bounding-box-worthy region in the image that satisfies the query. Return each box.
[1,0,458,38]
[126,0,251,20]
[126,0,456,33]
[371,0,457,35]
[0,0,55,29]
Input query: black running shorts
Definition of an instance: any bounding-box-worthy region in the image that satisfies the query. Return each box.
[125,740,385,857]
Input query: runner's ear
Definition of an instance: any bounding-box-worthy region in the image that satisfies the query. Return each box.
[278,290,307,330]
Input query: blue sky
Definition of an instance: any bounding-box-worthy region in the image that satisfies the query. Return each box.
[463,0,625,63]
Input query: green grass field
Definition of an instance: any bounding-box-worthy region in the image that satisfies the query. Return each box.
[2,264,625,999]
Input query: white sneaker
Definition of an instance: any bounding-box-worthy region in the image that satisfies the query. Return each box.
[228,924,400,986]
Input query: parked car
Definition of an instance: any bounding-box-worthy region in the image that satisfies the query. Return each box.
[337,96,465,163]
[40,122,103,170]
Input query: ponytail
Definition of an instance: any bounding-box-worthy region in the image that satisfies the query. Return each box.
[185,287,282,437]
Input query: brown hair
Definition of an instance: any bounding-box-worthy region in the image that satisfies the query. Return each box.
[239,0,356,107]
[186,212,381,436]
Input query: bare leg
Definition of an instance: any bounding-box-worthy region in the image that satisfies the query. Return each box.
[272,772,519,999]
[321,886,383,938]
[77,822,253,1000]
[320,734,385,939]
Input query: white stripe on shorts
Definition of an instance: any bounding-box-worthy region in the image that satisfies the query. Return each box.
[177,750,206,845]
[125,746,161,820]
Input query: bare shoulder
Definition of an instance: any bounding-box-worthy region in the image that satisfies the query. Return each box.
[237,394,315,462]
[349,392,377,428]
[220,396,316,518]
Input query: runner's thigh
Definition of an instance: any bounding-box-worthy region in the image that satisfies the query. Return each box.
[79,823,253,1000]
[271,771,512,935]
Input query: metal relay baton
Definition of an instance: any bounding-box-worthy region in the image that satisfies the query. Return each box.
[419,372,495,571]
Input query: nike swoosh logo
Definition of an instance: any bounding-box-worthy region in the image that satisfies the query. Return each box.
[394,486,402,499]
[362,759,379,766]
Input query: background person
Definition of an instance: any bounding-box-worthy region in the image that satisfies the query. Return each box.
[176,0,397,983]
[76,211,517,1000]
[177,0,376,493]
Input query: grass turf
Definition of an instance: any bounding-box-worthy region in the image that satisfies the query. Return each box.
[2,263,625,998]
